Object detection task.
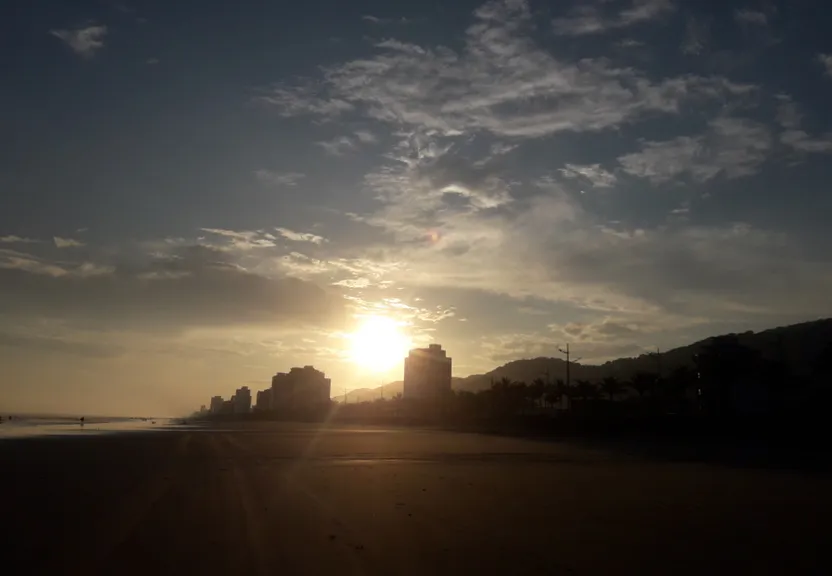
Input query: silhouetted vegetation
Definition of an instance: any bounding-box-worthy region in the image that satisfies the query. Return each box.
[197,319,832,464]
[334,321,832,448]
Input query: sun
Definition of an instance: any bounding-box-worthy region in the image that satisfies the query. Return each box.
[348,315,411,373]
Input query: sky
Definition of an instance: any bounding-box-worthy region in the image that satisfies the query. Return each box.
[2,0,831,416]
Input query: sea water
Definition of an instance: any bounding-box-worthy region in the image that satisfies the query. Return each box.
[0,414,180,439]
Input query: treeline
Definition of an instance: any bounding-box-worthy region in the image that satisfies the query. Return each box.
[335,335,832,436]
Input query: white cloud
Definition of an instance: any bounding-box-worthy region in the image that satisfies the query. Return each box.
[254,169,305,186]
[250,0,832,357]
[262,0,749,140]
[275,228,327,244]
[818,54,832,78]
[53,237,85,248]
[559,163,617,188]
[50,25,108,58]
[618,117,772,183]
[552,0,674,37]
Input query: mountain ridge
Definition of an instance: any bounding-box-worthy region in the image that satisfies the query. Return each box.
[338,318,832,402]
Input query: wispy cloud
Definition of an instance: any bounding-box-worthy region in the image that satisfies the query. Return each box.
[818,54,832,78]
[50,25,108,58]
[265,1,750,142]
[775,95,832,154]
[618,117,772,183]
[317,136,357,156]
[552,0,674,37]
[0,244,344,330]
[0,235,39,244]
[354,130,377,144]
[254,169,305,187]
[362,15,409,25]
[53,237,85,248]
[559,163,617,188]
[681,16,709,55]
[275,228,327,244]
[199,228,277,250]
[256,84,353,118]
[375,39,425,55]
[734,9,768,26]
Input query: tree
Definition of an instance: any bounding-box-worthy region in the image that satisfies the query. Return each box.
[530,377,546,408]
[573,380,598,403]
[599,376,625,402]
[663,365,697,414]
[629,371,656,400]
[693,335,760,418]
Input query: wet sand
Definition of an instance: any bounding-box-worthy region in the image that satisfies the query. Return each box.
[2,422,830,575]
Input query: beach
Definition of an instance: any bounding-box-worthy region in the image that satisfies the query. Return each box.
[2,422,830,575]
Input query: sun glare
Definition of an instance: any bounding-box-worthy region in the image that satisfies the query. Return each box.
[348,315,411,373]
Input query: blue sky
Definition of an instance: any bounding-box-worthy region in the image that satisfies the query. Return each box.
[2,0,831,415]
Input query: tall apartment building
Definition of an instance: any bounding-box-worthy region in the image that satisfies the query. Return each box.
[233,386,252,414]
[271,366,331,412]
[403,344,452,400]
[254,388,273,412]
[209,395,224,414]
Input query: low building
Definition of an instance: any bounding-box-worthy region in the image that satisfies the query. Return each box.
[403,344,452,400]
[271,365,331,413]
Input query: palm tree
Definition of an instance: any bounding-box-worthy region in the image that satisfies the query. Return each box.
[599,376,625,401]
[530,377,546,408]
[573,380,598,403]
[629,371,656,400]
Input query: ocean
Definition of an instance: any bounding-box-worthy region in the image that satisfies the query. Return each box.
[0,413,181,439]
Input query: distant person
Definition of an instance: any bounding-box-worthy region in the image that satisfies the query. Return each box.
[80,416,85,426]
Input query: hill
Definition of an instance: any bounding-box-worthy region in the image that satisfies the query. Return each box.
[338,318,832,398]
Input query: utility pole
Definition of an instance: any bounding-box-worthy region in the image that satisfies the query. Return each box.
[558,343,571,387]
[557,344,582,387]
[656,347,662,379]
[557,344,582,410]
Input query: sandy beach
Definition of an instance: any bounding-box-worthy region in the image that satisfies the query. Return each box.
[2,422,830,575]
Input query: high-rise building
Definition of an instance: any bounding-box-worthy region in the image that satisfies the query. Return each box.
[210,395,224,414]
[233,386,252,414]
[254,388,273,412]
[403,344,452,400]
[271,366,331,412]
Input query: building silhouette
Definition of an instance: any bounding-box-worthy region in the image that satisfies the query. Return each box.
[210,395,224,414]
[271,366,331,413]
[233,386,252,414]
[254,388,273,412]
[403,344,452,400]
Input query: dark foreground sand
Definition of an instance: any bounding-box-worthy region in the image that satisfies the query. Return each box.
[2,423,830,575]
